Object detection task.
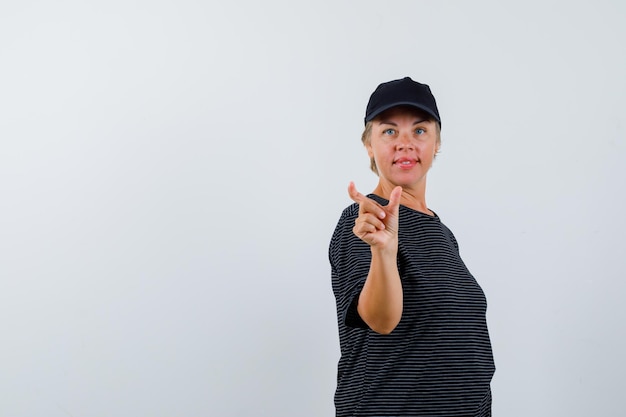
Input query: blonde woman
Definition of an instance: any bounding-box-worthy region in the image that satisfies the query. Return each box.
[330,77,495,416]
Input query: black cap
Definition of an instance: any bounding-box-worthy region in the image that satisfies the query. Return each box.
[364,77,441,126]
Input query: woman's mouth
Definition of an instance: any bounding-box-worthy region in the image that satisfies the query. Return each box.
[395,157,418,168]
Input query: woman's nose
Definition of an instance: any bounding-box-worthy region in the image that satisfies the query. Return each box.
[396,134,414,150]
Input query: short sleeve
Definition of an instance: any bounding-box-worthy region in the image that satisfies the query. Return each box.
[329,205,372,329]
[442,223,460,253]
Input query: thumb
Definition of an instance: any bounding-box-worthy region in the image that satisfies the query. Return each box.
[387,186,403,214]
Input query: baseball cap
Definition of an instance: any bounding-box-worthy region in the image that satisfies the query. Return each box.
[364,77,441,126]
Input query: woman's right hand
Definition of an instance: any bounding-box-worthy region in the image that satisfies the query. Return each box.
[348,182,402,250]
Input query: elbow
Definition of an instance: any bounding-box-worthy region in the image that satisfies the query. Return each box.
[357,295,403,335]
[369,318,401,335]
[362,308,402,334]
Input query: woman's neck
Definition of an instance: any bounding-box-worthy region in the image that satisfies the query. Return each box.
[372,182,432,216]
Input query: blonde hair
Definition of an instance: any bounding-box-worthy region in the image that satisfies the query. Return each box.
[361,122,377,174]
[361,120,441,175]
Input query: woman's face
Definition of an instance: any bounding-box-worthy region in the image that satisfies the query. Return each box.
[366,106,440,191]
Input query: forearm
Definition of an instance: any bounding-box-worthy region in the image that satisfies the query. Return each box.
[357,246,403,334]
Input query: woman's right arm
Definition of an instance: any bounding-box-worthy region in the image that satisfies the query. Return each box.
[348,183,403,335]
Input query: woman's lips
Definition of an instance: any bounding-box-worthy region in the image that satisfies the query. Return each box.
[394,157,418,169]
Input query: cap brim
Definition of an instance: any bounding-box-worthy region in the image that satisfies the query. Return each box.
[365,101,441,124]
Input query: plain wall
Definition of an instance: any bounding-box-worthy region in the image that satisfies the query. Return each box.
[1,1,624,416]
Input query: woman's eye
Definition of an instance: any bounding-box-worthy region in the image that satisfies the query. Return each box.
[383,128,395,135]
[415,128,425,135]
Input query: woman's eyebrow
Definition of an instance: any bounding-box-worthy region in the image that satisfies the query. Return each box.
[378,118,429,126]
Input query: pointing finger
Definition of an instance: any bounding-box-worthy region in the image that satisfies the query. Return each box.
[348,182,386,219]
[347,182,365,204]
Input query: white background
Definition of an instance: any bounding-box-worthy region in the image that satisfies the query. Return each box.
[1,1,625,416]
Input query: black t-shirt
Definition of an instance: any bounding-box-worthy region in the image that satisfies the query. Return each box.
[329,195,495,416]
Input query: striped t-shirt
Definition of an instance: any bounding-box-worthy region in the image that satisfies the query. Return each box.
[329,195,495,417]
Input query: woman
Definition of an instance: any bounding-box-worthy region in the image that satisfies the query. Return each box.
[329,77,495,416]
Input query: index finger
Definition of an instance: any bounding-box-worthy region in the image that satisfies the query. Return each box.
[348,182,385,218]
[348,181,366,204]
